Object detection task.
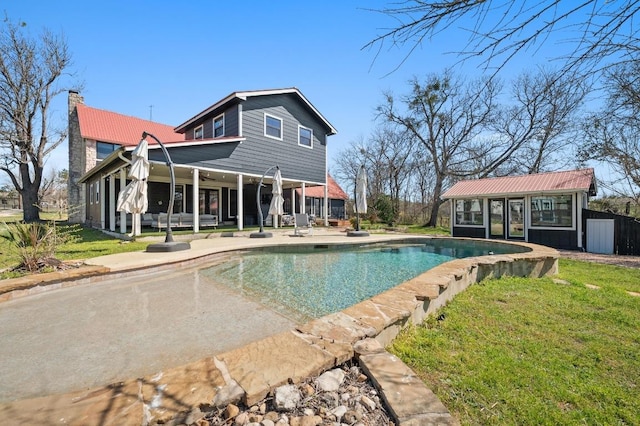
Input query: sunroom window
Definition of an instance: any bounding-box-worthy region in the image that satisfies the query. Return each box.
[531,194,573,227]
[455,198,483,226]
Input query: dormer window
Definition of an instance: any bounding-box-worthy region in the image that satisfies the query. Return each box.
[264,113,283,140]
[214,114,224,137]
[194,125,204,139]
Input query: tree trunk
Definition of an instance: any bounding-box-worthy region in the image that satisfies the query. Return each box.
[428,199,443,227]
[428,175,444,227]
[21,181,41,222]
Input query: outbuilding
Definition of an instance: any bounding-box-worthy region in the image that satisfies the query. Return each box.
[441,168,597,250]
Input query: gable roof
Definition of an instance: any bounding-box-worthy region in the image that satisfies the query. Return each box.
[174,87,338,135]
[442,168,597,199]
[76,104,183,146]
[296,174,349,200]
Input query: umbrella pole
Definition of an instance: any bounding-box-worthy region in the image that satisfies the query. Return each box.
[142,131,191,252]
[250,165,278,238]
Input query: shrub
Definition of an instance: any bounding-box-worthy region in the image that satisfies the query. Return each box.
[0,221,81,272]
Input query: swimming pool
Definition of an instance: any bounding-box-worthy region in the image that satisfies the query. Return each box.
[201,238,527,322]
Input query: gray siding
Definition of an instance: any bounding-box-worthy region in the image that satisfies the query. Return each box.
[167,94,328,183]
[184,104,240,139]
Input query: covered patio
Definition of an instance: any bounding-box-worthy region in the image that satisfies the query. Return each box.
[79,143,331,235]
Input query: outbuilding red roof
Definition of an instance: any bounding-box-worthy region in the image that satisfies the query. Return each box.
[77,104,183,146]
[442,168,597,198]
[297,174,349,200]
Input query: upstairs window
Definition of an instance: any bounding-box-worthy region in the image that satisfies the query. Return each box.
[214,114,224,137]
[298,126,313,148]
[96,142,118,160]
[194,125,204,139]
[265,113,283,140]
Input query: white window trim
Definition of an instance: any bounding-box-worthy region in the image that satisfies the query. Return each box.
[264,113,283,141]
[298,125,313,148]
[453,198,485,228]
[213,113,225,138]
[194,124,204,139]
[528,193,576,231]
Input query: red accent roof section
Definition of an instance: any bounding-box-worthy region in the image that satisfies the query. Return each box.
[77,104,183,146]
[442,168,596,198]
[297,174,349,200]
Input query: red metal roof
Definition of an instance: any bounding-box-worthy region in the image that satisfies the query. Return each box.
[297,174,349,200]
[442,168,596,198]
[77,104,183,146]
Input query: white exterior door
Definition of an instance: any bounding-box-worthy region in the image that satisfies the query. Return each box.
[586,219,615,254]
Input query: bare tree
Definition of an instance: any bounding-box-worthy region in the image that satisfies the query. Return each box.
[491,68,589,174]
[582,61,640,204]
[366,1,640,77]
[377,70,499,226]
[363,125,415,221]
[0,18,73,222]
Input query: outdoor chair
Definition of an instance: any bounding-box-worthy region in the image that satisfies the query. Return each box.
[294,213,313,236]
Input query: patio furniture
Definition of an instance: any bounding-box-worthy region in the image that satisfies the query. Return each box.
[294,213,313,236]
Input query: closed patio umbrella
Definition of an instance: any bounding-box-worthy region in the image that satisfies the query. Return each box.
[116,139,149,236]
[355,165,367,215]
[268,167,284,228]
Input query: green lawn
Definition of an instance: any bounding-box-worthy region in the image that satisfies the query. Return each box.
[389,259,640,425]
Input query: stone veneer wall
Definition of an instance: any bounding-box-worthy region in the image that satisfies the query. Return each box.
[67,90,85,224]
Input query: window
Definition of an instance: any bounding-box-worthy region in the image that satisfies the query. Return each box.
[96,142,118,160]
[455,198,483,226]
[531,194,573,227]
[173,185,185,213]
[298,125,313,148]
[264,114,283,140]
[213,114,224,137]
[194,125,204,139]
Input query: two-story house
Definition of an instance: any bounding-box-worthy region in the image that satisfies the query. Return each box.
[68,88,339,233]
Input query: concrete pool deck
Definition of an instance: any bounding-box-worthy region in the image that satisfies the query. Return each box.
[0,229,559,425]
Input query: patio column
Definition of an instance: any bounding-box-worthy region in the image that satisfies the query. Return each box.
[291,187,296,215]
[524,195,530,242]
[119,168,127,234]
[192,168,199,233]
[576,192,583,249]
[109,174,116,232]
[323,183,329,226]
[483,198,490,239]
[237,174,243,230]
[301,183,306,214]
[100,175,106,230]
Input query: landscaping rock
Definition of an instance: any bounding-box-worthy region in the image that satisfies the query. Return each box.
[204,363,393,426]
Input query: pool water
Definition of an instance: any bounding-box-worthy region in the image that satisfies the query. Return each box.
[201,240,521,323]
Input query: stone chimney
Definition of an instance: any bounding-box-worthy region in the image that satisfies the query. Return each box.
[68,90,86,224]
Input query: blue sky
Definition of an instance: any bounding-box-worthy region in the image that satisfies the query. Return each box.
[2,0,575,184]
[1,0,491,178]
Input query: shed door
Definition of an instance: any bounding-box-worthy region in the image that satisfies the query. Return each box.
[586,219,615,254]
